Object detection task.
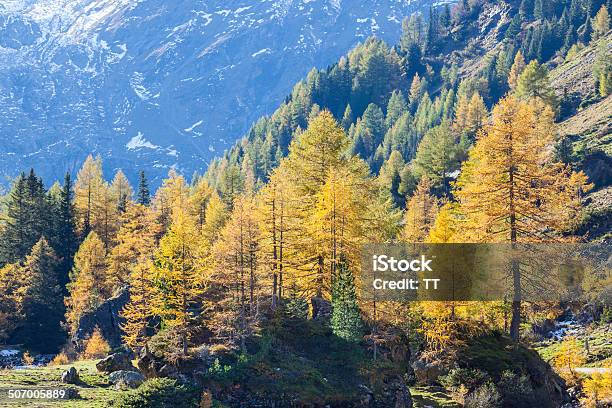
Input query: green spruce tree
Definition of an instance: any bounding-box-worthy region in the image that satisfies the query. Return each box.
[331,255,363,342]
[13,238,64,352]
[137,170,151,206]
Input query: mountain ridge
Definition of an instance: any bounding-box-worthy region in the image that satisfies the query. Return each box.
[0,0,443,186]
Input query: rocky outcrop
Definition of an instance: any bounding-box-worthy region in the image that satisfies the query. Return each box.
[109,370,145,390]
[60,367,79,384]
[137,347,164,379]
[72,288,129,350]
[96,352,137,373]
[412,357,448,385]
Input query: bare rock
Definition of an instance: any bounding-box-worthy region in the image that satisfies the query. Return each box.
[96,352,136,373]
[72,288,129,350]
[411,358,447,385]
[60,367,79,384]
[109,370,145,390]
[137,347,164,379]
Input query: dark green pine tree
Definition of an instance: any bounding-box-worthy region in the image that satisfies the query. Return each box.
[284,285,309,320]
[47,173,79,289]
[0,170,48,265]
[26,169,47,241]
[330,255,363,342]
[137,170,151,206]
[439,4,451,30]
[424,6,438,55]
[385,90,408,129]
[580,9,593,43]
[12,238,65,352]
[534,0,544,20]
[519,0,534,20]
[505,14,522,39]
[361,103,386,154]
[341,104,354,131]
[0,174,29,264]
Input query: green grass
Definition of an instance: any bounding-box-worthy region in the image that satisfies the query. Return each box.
[0,360,121,407]
[535,324,612,368]
[410,386,461,408]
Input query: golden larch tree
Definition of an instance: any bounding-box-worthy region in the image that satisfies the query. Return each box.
[66,232,111,334]
[402,176,438,243]
[454,95,591,340]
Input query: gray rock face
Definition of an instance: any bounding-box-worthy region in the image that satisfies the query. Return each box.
[71,288,129,350]
[60,366,79,384]
[0,0,442,187]
[411,358,447,385]
[96,352,137,373]
[109,370,145,390]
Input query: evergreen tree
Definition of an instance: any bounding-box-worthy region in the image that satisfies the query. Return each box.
[13,238,64,352]
[361,103,386,156]
[47,173,79,289]
[534,0,544,20]
[385,90,408,128]
[378,151,406,208]
[284,288,309,320]
[0,170,48,264]
[519,0,534,20]
[515,60,557,107]
[330,255,363,342]
[137,170,151,206]
[413,122,462,194]
[506,14,522,39]
[581,9,593,43]
[341,104,354,131]
[593,42,612,96]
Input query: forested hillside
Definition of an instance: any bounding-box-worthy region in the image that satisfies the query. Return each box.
[0,0,610,407]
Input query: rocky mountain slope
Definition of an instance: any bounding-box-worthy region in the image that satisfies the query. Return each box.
[0,0,444,186]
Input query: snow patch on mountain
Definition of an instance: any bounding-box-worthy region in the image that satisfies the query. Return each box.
[126,132,159,150]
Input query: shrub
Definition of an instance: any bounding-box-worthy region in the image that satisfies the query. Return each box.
[440,368,488,392]
[601,306,612,324]
[111,378,200,408]
[464,382,502,408]
[497,370,537,408]
[581,369,612,408]
[82,327,110,359]
[22,352,34,365]
[552,336,586,385]
[49,352,70,366]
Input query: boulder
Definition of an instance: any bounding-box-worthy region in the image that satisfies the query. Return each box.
[57,387,80,400]
[60,367,79,384]
[411,358,447,385]
[71,288,129,350]
[358,384,374,407]
[137,347,164,379]
[109,370,145,390]
[369,377,413,408]
[96,352,136,373]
